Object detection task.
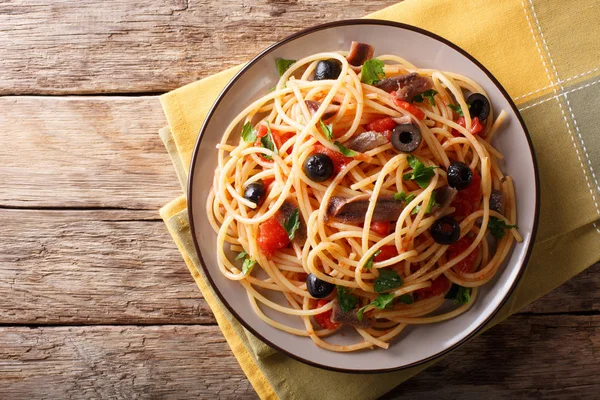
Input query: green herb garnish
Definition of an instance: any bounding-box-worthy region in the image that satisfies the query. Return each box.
[235,251,248,261]
[334,141,357,157]
[319,119,334,142]
[394,191,416,203]
[337,286,359,312]
[413,89,438,106]
[283,208,301,241]
[448,103,471,116]
[242,258,256,275]
[398,294,414,304]
[364,250,382,271]
[445,284,471,304]
[374,269,403,293]
[360,58,385,85]
[260,122,278,160]
[357,293,395,321]
[403,155,438,189]
[241,122,257,143]
[488,217,519,239]
[411,190,440,215]
[276,58,296,76]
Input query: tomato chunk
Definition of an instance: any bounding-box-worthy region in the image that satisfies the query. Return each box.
[370,221,391,236]
[314,299,339,330]
[366,117,397,133]
[257,217,290,256]
[447,236,479,273]
[393,98,425,120]
[273,131,295,152]
[451,168,481,217]
[312,144,353,174]
[374,245,398,262]
[451,116,484,137]
[414,275,451,300]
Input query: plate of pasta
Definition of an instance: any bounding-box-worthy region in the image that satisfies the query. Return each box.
[189,20,539,372]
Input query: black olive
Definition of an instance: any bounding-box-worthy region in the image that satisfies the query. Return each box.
[244,180,266,206]
[467,93,490,121]
[447,162,473,190]
[306,273,335,298]
[391,124,422,153]
[303,153,334,182]
[315,60,342,80]
[430,216,460,245]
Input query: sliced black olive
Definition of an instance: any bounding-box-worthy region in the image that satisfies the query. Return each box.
[244,180,266,206]
[447,162,473,190]
[430,216,460,245]
[303,153,334,182]
[489,189,505,214]
[467,93,490,121]
[315,60,342,80]
[306,274,335,298]
[391,124,422,153]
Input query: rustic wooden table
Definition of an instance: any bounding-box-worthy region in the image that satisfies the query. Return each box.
[0,1,598,399]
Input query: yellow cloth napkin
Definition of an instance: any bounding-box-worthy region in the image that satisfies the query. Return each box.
[159,0,600,398]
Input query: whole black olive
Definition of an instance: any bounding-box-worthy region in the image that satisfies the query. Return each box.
[315,60,342,80]
[391,124,422,153]
[430,216,460,245]
[244,180,266,206]
[447,162,473,190]
[303,153,334,182]
[467,93,490,121]
[306,273,335,298]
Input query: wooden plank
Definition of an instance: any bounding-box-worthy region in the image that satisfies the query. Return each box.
[0,96,181,209]
[0,0,399,95]
[0,315,597,399]
[0,208,215,325]
[0,207,597,325]
[0,325,257,399]
[386,315,600,400]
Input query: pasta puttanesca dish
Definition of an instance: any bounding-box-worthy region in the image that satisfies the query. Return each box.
[207,41,522,352]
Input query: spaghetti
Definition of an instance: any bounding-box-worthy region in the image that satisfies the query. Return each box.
[207,42,521,352]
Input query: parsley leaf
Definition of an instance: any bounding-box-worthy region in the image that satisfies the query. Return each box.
[445,284,471,304]
[398,294,414,304]
[235,251,248,261]
[241,122,257,143]
[364,250,382,271]
[242,257,256,275]
[336,286,358,312]
[334,141,357,157]
[360,58,385,85]
[411,190,440,215]
[260,122,278,160]
[394,191,416,203]
[413,89,438,106]
[403,155,438,189]
[357,293,395,321]
[488,217,519,239]
[319,119,334,142]
[448,104,464,116]
[283,208,301,241]
[374,269,403,293]
[276,58,296,76]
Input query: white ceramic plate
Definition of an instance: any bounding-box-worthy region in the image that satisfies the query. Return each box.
[188,20,540,372]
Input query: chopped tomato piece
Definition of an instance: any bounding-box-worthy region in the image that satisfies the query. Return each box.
[262,177,275,190]
[273,131,295,151]
[451,168,481,217]
[370,221,391,236]
[448,236,479,273]
[393,98,425,120]
[314,299,339,330]
[415,275,451,300]
[256,124,268,139]
[366,116,397,132]
[312,144,353,174]
[451,116,484,137]
[374,245,398,262]
[257,217,290,256]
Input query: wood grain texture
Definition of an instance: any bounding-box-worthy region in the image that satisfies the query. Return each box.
[0,0,398,95]
[0,96,181,209]
[1,315,597,400]
[0,208,214,325]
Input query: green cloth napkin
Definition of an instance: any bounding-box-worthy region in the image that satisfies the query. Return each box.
[159,0,600,398]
